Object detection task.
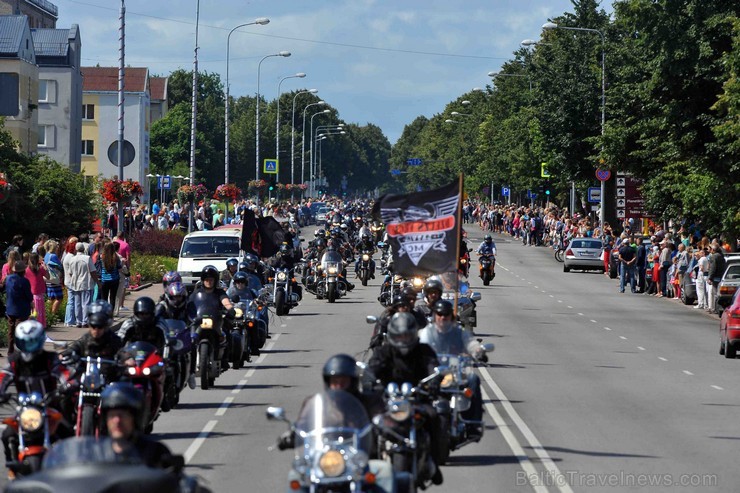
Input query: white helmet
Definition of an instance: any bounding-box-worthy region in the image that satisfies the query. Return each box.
[15,320,46,361]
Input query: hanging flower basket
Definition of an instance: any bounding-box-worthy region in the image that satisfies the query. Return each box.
[177,183,209,204]
[248,179,268,190]
[276,183,287,190]
[99,178,142,204]
[214,183,242,202]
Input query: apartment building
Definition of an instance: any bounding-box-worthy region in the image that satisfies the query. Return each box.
[0,0,57,28]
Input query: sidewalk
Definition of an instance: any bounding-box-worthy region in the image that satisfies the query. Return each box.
[0,282,163,368]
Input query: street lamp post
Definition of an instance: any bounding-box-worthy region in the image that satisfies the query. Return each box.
[301,101,326,191]
[224,18,270,186]
[488,71,532,91]
[255,51,290,186]
[188,0,200,233]
[543,21,606,226]
[312,124,343,196]
[291,89,318,189]
[315,130,346,191]
[276,73,306,184]
[309,110,331,197]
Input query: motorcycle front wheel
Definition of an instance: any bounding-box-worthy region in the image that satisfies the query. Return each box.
[327,283,337,303]
[80,404,96,437]
[200,344,211,390]
[275,289,286,316]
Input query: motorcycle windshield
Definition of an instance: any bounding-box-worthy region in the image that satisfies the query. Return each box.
[294,390,371,452]
[320,251,343,266]
[187,290,223,320]
[43,437,141,469]
[246,275,263,294]
[120,341,158,366]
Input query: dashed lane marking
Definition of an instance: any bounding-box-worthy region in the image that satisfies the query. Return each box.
[557,300,562,303]
[683,370,694,376]
[711,385,724,391]
[658,357,668,362]
[215,397,234,416]
[577,313,585,316]
[637,347,646,351]
[604,327,612,331]
[567,306,573,309]
[184,420,218,464]
[590,319,597,323]
[549,295,554,298]
[619,336,628,340]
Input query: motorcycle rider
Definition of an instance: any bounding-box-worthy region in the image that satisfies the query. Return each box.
[414,278,444,319]
[101,382,178,470]
[0,321,73,471]
[62,301,123,382]
[267,243,302,300]
[476,234,497,278]
[155,281,189,321]
[370,290,427,349]
[221,258,239,286]
[418,300,486,439]
[187,265,236,368]
[368,312,444,485]
[354,232,377,279]
[117,297,167,355]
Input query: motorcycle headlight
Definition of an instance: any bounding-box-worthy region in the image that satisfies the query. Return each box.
[461,258,467,264]
[128,367,137,376]
[319,450,345,477]
[276,272,288,282]
[441,373,456,388]
[412,277,424,288]
[234,308,244,318]
[20,408,43,432]
[389,400,411,422]
[362,254,370,261]
[327,267,338,275]
[201,318,214,329]
[393,275,403,283]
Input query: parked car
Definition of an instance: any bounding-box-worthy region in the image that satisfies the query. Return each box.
[564,238,604,273]
[177,229,244,289]
[680,265,698,305]
[719,289,740,358]
[717,260,740,314]
[308,202,326,224]
[609,236,651,279]
[315,207,331,226]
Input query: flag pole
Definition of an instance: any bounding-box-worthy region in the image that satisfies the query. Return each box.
[454,173,464,318]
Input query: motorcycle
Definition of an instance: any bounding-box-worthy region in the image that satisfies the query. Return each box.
[317,250,346,303]
[373,372,444,491]
[357,249,375,286]
[265,266,299,316]
[161,319,194,411]
[458,250,471,278]
[378,273,404,307]
[478,254,495,286]
[72,356,119,437]
[1,385,65,478]
[188,290,228,391]
[5,436,211,493]
[438,273,481,334]
[436,345,493,456]
[119,341,165,434]
[267,390,407,493]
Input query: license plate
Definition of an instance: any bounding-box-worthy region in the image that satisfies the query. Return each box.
[579,252,594,257]
[201,318,213,329]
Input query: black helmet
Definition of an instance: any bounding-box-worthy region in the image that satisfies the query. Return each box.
[315,229,325,238]
[361,233,371,242]
[201,265,219,282]
[322,354,358,388]
[238,261,249,273]
[87,300,113,329]
[401,286,417,304]
[233,271,248,285]
[484,234,492,242]
[423,278,444,297]
[315,238,326,249]
[101,382,144,429]
[133,297,156,325]
[432,299,454,316]
[279,243,290,254]
[391,293,411,309]
[387,312,419,356]
[226,258,239,270]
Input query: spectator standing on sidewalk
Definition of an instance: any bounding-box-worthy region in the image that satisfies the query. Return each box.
[43,240,64,317]
[4,261,32,354]
[24,253,49,327]
[695,249,710,310]
[67,242,98,327]
[1,251,20,284]
[657,239,672,298]
[635,237,647,293]
[62,238,79,326]
[707,244,726,314]
[618,236,637,293]
[96,242,121,307]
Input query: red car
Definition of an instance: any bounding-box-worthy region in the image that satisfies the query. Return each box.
[719,289,740,358]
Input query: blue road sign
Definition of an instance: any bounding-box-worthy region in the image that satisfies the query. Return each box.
[263,159,278,174]
[502,187,510,197]
[587,187,601,203]
[406,158,423,166]
[390,169,402,176]
[157,175,171,190]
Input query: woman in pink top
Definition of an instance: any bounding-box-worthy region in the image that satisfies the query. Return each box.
[25,253,49,327]
[1,250,21,284]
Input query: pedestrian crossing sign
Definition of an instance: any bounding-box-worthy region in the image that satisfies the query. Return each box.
[264,159,278,175]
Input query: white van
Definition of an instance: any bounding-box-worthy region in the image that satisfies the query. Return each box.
[177,229,244,288]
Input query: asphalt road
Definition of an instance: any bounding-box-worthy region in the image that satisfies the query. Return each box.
[2,228,736,492]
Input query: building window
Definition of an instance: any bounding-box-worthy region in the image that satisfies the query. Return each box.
[82,104,95,120]
[38,125,48,147]
[38,80,55,103]
[81,140,95,156]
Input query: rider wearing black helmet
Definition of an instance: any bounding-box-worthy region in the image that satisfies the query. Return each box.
[221,258,239,286]
[101,382,178,470]
[369,290,427,349]
[415,278,445,319]
[117,297,167,354]
[62,300,123,379]
[368,312,444,485]
[354,232,377,279]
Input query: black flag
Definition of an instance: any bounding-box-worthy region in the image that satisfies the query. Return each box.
[372,177,462,277]
[256,216,286,258]
[240,209,259,255]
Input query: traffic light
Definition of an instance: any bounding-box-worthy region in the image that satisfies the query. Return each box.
[538,185,545,194]
[544,180,551,196]
[268,178,276,191]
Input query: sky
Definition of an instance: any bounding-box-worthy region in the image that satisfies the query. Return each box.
[56,0,604,144]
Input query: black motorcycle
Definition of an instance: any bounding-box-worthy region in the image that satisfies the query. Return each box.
[187,291,227,390]
[161,319,194,410]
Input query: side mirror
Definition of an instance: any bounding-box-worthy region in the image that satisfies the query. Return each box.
[481,343,495,352]
[266,406,288,422]
[366,315,378,324]
[470,292,481,302]
[300,238,306,242]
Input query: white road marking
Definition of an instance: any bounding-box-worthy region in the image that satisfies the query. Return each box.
[480,386,549,493]
[215,397,234,416]
[184,420,218,464]
[590,319,597,323]
[603,327,612,331]
[567,306,573,309]
[534,286,539,289]
[711,385,724,391]
[619,336,628,340]
[557,300,563,303]
[480,368,574,493]
[528,282,533,284]
[683,370,694,376]
[658,357,668,362]
[549,295,554,298]
[637,347,646,351]
[281,324,287,327]
[542,290,547,293]
[286,317,293,320]
[577,313,584,316]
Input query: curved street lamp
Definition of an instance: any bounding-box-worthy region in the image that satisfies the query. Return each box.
[309,109,331,196]
[291,89,318,186]
[276,73,306,184]
[301,101,326,188]
[256,51,290,186]
[224,17,270,185]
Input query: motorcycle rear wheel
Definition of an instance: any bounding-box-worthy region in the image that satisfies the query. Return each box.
[200,344,211,390]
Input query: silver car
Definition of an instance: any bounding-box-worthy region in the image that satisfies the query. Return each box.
[316,207,331,226]
[563,238,605,273]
